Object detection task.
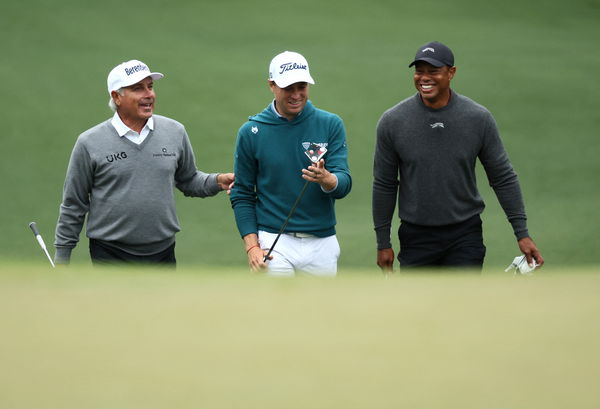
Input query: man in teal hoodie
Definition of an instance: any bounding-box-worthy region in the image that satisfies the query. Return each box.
[230,51,352,276]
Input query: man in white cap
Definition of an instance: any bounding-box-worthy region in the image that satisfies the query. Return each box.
[54,59,234,266]
[230,51,352,276]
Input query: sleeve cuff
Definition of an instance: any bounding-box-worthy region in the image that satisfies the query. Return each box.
[321,174,338,193]
[209,173,222,195]
[515,230,530,241]
[375,227,392,250]
[54,247,73,265]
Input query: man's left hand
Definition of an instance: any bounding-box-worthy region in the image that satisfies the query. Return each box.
[518,237,544,268]
[302,159,337,191]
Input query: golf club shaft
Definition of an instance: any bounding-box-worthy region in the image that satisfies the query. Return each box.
[41,245,56,268]
[263,180,310,262]
[29,222,55,268]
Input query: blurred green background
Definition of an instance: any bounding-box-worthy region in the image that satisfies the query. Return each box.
[1,0,599,271]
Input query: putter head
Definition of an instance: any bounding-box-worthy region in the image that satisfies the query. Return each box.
[303,143,327,163]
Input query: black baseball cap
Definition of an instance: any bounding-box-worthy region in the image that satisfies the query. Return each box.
[408,41,455,68]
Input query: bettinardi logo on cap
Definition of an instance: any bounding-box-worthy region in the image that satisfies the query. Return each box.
[422,47,435,53]
[279,62,308,75]
[124,63,149,76]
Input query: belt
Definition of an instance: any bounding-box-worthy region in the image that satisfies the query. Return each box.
[286,232,315,238]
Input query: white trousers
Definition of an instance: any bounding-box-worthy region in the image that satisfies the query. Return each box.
[258,230,340,277]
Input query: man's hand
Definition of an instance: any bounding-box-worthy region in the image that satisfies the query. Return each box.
[243,233,271,272]
[518,237,544,268]
[377,248,395,272]
[246,246,272,272]
[302,159,337,191]
[217,173,235,194]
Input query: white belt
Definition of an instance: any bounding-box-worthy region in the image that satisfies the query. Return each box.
[287,232,315,238]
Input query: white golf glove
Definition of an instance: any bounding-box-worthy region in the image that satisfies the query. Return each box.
[505,255,538,275]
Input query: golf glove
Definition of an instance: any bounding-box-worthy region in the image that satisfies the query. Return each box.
[505,255,537,275]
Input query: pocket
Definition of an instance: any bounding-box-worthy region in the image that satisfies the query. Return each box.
[398,222,415,243]
[257,230,275,249]
[332,236,341,258]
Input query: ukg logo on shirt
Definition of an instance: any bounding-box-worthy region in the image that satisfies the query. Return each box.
[106,152,128,162]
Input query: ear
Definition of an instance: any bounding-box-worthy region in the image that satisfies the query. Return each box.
[448,66,456,80]
[111,90,121,107]
[268,80,277,94]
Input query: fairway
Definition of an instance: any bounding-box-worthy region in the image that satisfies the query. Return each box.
[1,264,599,409]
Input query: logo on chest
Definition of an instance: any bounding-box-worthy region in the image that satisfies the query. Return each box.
[106,152,128,162]
[430,122,445,129]
[153,147,177,158]
[301,142,328,162]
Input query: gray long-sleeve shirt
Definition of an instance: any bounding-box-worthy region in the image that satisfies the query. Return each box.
[372,92,528,250]
[54,115,221,263]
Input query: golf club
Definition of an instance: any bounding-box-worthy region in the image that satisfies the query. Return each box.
[28,221,55,267]
[263,180,310,262]
[263,143,327,263]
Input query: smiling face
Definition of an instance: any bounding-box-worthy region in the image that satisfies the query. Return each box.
[112,76,155,131]
[269,81,309,120]
[413,61,456,109]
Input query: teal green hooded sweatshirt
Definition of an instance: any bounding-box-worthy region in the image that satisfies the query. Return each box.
[231,100,351,238]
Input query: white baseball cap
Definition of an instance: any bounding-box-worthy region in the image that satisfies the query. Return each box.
[268,51,315,88]
[107,59,164,95]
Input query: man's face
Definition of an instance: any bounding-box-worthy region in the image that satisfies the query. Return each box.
[269,81,309,120]
[413,62,456,108]
[113,76,155,123]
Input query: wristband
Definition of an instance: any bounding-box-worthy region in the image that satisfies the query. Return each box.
[246,245,260,254]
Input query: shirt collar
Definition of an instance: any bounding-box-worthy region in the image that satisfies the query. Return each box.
[270,100,284,118]
[111,113,154,136]
[270,100,303,120]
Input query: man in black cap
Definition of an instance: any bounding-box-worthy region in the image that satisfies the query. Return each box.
[372,41,544,271]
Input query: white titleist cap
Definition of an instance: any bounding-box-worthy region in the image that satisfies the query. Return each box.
[107,59,164,95]
[268,51,315,88]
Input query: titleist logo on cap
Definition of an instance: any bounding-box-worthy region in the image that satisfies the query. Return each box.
[125,64,149,76]
[278,62,308,74]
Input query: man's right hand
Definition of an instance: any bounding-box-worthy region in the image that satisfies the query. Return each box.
[247,246,271,272]
[377,248,395,272]
[243,233,272,272]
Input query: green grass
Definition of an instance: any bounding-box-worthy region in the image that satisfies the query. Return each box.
[1,0,599,270]
[1,263,599,408]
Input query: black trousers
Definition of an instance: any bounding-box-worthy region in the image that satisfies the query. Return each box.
[89,239,176,267]
[398,214,486,269]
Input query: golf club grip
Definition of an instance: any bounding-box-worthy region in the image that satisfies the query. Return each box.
[29,222,40,236]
